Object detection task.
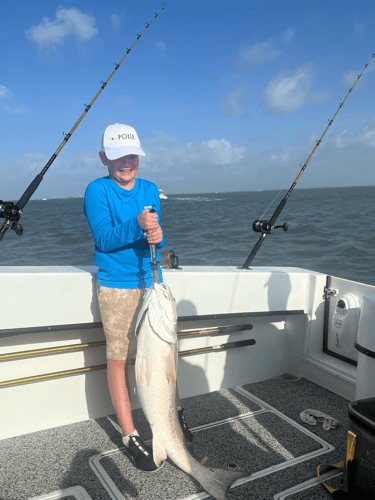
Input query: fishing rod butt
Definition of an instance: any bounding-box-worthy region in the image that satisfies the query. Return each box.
[241,233,267,269]
[149,243,160,284]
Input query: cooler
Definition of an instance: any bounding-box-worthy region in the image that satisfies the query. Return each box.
[347,397,375,495]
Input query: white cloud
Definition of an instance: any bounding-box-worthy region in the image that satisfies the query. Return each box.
[262,64,331,115]
[238,39,282,69]
[341,70,363,89]
[111,14,122,30]
[333,116,375,149]
[141,131,246,172]
[236,28,294,69]
[221,28,295,119]
[221,88,248,118]
[205,138,246,164]
[5,106,30,115]
[3,121,375,198]
[137,124,375,192]
[361,117,375,147]
[282,28,295,44]
[0,85,30,115]
[156,41,166,51]
[354,21,366,35]
[339,62,374,91]
[0,85,9,99]
[25,7,98,50]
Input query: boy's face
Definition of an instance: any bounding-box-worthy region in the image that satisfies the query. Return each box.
[99,152,139,188]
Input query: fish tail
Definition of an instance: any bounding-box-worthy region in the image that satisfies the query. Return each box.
[191,465,248,500]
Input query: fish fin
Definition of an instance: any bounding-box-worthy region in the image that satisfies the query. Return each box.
[135,356,155,388]
[135,356,142,386]
[163,345,177,385]
[135,356,147,386]
[144,358,154,387]
[152,438,167,467]
[191,466,248,500]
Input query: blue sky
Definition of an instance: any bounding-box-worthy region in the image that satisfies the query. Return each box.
[1,0,374,199]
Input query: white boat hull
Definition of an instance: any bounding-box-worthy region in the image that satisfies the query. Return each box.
[0,265,374,441]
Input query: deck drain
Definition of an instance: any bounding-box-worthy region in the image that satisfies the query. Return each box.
[227,462,239,470]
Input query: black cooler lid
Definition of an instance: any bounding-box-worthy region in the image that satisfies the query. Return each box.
[349,397,375,433]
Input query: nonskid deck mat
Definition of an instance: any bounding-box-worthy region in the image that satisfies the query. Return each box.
[0,382,342,500]
[89,388,334,500]
[129,386,262,441]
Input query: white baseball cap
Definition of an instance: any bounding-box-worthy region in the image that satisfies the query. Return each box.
[101,123,146,160]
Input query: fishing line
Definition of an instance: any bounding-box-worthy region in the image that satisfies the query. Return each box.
[257,187,286,221]
[0,5,165,241]
[242,52,375,269]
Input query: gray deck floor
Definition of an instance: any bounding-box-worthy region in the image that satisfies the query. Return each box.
[0,376,349,500]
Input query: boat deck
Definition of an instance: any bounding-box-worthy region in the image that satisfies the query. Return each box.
[0,376,349,500]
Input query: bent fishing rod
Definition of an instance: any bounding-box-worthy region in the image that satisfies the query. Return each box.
[0,5,165,243]
[241,52,375,269]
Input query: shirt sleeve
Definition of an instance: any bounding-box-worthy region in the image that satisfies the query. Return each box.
[84,181,144,253]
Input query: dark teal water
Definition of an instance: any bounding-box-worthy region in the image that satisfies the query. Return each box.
[1,186,375,286]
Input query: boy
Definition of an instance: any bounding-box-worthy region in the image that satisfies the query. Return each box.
[84,124,192,472]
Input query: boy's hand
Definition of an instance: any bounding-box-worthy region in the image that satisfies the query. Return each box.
[145,226,163,244]
[137,209,159,231]
[137,209,163,244]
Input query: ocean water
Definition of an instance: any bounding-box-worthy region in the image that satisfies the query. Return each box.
[1,186,375,286]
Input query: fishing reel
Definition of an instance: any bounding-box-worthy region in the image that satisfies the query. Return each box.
[252,219,289,235]
[0,201,23,236]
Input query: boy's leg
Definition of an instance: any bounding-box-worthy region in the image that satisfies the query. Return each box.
[107,358,135,436]
[98,285,160,471]
[97,286,143,436]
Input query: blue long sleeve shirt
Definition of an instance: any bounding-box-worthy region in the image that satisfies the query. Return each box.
[84,176,165,288]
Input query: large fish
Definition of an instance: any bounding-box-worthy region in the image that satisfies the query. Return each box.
[135,282,248,500]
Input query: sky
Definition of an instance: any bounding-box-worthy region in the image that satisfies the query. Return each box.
[1,0,375,199]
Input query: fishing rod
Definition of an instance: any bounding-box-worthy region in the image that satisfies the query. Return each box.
[241,52,375,269]
[0,5,165,243]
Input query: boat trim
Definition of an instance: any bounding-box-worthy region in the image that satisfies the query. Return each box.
[0,364,108,388]
[0,310,304,339]
[0,341,106,361]
[304,354,356,385]
[0,324,254,362]
[178,310,305,322]
[355,340,375,359]
[0,340,257,388]
[28,485,93,500]
[0,322,103,339]
[273,470,343,499]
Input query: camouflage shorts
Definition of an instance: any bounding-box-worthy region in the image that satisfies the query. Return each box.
[97,285,146,361]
